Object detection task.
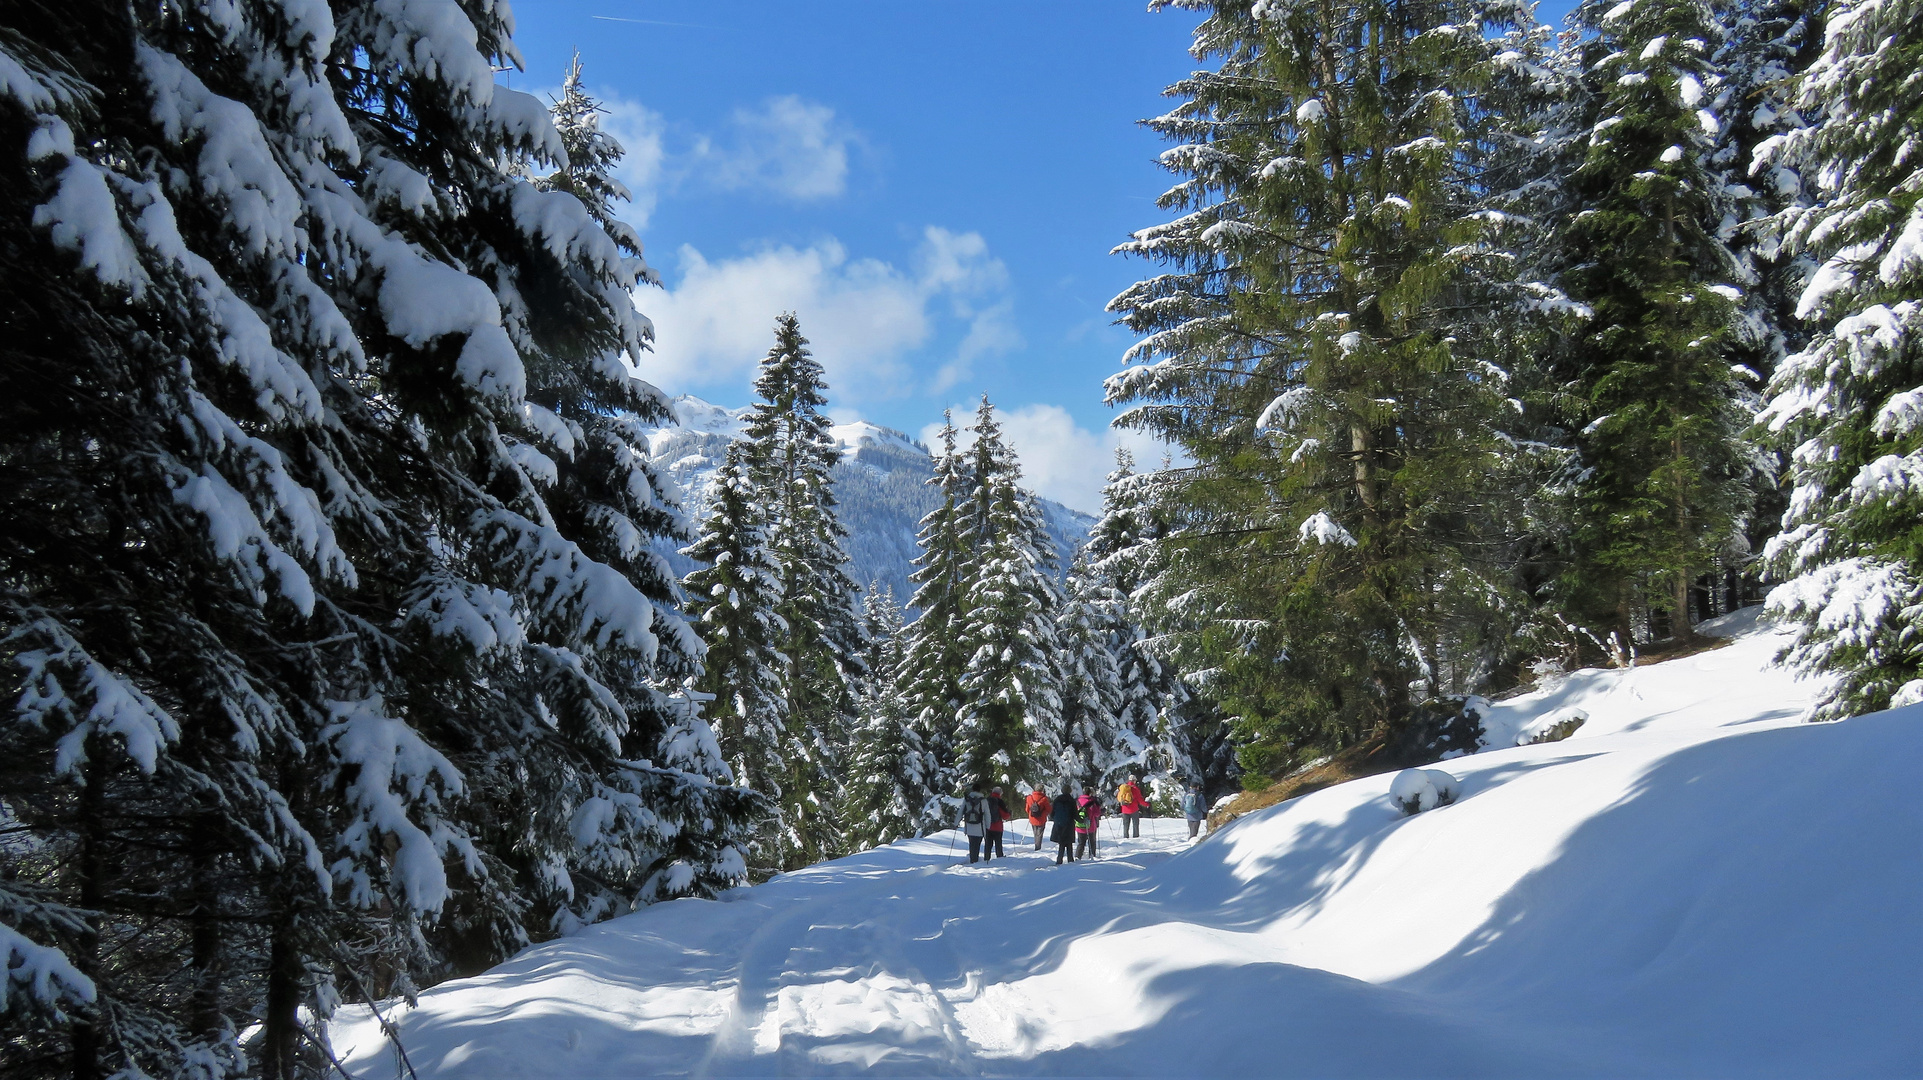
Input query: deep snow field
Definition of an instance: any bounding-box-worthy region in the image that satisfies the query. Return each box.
[331,610,1922,1077]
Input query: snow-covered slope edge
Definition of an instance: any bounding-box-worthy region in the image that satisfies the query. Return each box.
[330,615,1921,1078]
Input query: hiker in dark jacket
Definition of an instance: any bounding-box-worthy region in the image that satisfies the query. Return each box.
[983,787,1010,860]
[1048,787,1078,865]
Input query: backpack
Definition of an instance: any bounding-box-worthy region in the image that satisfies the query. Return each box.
[1075,802,1090,829]
[963,796,984,826]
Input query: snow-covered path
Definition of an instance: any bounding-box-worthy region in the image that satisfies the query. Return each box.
[333,619,1923,1077]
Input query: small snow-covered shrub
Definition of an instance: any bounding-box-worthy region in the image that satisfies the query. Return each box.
[1390,768,1459,815]
[1526,709,1588,745]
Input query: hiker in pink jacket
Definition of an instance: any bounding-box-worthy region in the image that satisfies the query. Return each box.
[1115,774,1147,839]
[1074,792,1104,859]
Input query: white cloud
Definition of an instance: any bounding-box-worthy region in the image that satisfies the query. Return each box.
[535,89,855,224]
[921,404,1170,516]
[595,95,667,226]
[692,95,857,201]
[636,227,1017,402]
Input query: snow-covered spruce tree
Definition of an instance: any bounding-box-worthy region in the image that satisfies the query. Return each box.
[1758,0,1923,717]
[740,314,866,870]
[1086,451,1242,803]
[1713,0,1827,383]
[684,443,787,874]
[954,399,1063,792]
[1109,0,1543,770]
[1540,0,1761,647]
[845,586,935,848]
[1084,451,1177,777]
[1,12,746,1077]
[896,415,976,828]
[1051,556,1133,793]
[1700,0,1830,608]
[2,2,401,1073]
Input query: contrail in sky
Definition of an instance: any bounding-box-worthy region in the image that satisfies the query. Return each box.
[589,15,717,28]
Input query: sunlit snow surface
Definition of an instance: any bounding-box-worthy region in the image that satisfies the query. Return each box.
[333,612,1922,1077]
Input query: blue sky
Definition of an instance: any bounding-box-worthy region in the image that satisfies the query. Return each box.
[504,2,1580,512]
[503,2,1201,512]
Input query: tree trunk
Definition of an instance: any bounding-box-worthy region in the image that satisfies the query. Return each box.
[189,839,223,1040]
[1351,424,1378,520]
[1673,571,1695,647]
[261,914,303,1080]
[71,752,105,1080]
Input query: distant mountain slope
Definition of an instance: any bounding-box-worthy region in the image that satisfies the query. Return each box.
[643,395,1095,605]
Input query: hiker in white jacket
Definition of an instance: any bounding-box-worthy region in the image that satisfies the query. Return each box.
[960,789,989,863]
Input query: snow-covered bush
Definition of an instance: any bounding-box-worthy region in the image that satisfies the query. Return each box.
[1526,709,1589,745]
[1390,769,1460,815]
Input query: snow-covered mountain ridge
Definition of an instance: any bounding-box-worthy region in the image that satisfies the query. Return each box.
[330,610,1921,1077]
[644,395,1096,603]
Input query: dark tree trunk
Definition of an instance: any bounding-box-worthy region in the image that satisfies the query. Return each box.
[189,840,223,1039]
[261,913,303,1080]
[71,753,105,1080]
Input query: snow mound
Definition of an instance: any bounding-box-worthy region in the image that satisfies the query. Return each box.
[1388,767,1457,813]
[330,612,1921,1078]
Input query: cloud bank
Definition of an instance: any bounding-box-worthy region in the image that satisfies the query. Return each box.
[637,227,1020,404]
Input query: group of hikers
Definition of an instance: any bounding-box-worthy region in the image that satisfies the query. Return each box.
[957,777,1211,865]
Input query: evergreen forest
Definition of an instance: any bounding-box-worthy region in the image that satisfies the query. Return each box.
[3,0,1921,1075]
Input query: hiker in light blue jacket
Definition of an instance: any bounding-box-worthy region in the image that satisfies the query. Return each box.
[1181,784,1207,839]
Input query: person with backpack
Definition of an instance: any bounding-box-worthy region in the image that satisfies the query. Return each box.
[1181,783,1208,840]
[960,788,989,863]
[1075,791,1104,859]
[983,787,1010,860]
[1049,786,1079,864]
[1025,787,1052,850]
[1116,774,1146,839]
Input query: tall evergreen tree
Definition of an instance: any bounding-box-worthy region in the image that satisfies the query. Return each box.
[739,314,866,869]
[684,443,787,869]
[1087,452,1242,803]
[1760,0,1923,717]
[954,399,1063,792]
[1052,556,1133,792]
[846,587,935,848]
[1085,451,1176,774]
[1544,0,1761,646]
[896,415,976,828]
[0,16,747,1076]
[1110,0,1543,772]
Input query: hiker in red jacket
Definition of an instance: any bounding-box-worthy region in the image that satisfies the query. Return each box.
[1075,792,1103,859]
[1025,787,1052,850]
[1116,774,1147,839]
[983,787,1011,860]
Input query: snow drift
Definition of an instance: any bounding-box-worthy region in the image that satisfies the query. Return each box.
[331,612,1921,1077]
